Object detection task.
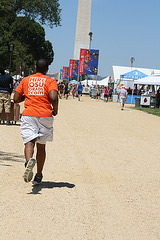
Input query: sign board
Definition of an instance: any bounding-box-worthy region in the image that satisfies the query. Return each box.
[62,67,69,80]
[140,96,150,106]
[69,59,79,78]
[79,49,99,75]
[59,68,63,80]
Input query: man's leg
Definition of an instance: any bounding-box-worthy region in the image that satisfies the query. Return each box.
[36,143,46,178]
[6,112,10,121]
[23,139,36,182]
[121,98,125,110]
[24,139,36,162]
[4,94,11,124]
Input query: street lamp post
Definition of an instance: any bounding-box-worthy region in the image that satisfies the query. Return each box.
[130,57,135,69]
[9,44,13,74]
[89,32,93,49]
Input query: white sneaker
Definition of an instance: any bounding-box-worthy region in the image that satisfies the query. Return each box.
[23,158,36,183]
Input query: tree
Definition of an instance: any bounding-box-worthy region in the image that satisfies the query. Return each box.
[0,0,61,74]
[0,17,54,75]
[0,0,61,28]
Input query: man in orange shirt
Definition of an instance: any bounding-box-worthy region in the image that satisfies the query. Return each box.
[14,59,58,185]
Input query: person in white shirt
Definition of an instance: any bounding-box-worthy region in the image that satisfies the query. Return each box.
[118,86,127,110]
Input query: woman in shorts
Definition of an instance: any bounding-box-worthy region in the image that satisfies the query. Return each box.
[96,86,101,101]
[104,87,108,102]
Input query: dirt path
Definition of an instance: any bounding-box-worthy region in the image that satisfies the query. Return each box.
[1,95,160,240]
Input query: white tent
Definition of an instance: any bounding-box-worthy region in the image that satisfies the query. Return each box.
[133,75,160,85]
[81,76,109,86]
[97,76,109,86]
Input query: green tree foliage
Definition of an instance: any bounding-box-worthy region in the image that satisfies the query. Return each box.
[0,0,61,75]
[0,0,61,28]
[0,17,54,75]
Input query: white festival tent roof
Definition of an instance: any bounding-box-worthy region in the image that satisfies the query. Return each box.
[81,76,109,86]
[110,65,160,84]
[133,75,160,85]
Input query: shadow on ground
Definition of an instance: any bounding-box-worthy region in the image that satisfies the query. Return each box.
[28,181,75,195]
[0,151,24,167]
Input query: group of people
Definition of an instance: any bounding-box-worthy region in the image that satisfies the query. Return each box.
[0,67,13,125]
[1,61,159,188]
[58,81,83,101]
[0,69,22,125]
[95,84,127,110]
[95,85,113,102]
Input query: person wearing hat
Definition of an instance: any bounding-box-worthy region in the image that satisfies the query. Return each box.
[118,85,127,110]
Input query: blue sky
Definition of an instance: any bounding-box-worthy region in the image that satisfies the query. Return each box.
[45,0,160,77]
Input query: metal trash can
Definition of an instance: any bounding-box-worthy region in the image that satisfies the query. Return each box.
[150,94,156,107]
[135,97,140,107]
[113,95,118,102]
[90,88,96,98]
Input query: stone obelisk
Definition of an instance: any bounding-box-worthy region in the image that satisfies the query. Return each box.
[74,0,92,60]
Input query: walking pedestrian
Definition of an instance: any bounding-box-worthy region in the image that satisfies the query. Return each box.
[72,85,76,98]
[96,86,101,101]
[104,87,108,102]
[109,86,113,101]
[64,83,69,100]
[14,59,58,185]
[59,82,64,99]
[77,81,83,101]
[13,79,20,125]
[118,86,127,110]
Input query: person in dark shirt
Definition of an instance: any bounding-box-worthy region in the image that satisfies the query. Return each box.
[127,87,132,95]
[109,86,113,100]
[0,67,13,124]
[64,83,69,100]
[77,82,83,101]
[156,89,160,108]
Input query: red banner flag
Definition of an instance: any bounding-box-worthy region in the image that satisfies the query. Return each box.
[69,59,74,78]
[62,67,69,80]
[79,49,86,74]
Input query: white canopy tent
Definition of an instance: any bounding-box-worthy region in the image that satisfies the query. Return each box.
[97,76,109,86]
[131,75,160,105]
[133,75,160,86]
[81,76,109,86]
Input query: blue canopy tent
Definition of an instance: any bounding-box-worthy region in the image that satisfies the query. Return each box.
[69,80,78,84]
[120,69,148,80]
[120,70,148,104]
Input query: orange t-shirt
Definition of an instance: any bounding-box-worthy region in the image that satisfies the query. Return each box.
[16,73,58,117]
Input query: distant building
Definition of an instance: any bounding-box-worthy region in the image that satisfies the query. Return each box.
[47,73,59,81]
[74,0,92,60]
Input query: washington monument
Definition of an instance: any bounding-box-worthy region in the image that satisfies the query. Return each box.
[74,0,92,60]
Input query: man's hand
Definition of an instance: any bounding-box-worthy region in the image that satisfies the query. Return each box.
[49,90,58,116]
[14,91,25,103]
[52,109,58,116]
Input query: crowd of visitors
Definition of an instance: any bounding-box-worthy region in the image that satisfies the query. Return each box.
[1,65,160,127]
[57,82,114,103]
[57,81,83,101]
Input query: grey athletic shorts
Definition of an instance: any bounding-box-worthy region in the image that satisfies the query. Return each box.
[20,116,54,144]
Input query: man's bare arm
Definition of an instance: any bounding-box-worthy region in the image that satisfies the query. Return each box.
[10,81,14,94]
[14,91,25,103]
[49,90,59,116]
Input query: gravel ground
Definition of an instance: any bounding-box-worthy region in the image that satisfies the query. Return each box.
[1,95,160,240]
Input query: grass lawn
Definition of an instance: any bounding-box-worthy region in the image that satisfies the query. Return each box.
[131,107,160,117]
